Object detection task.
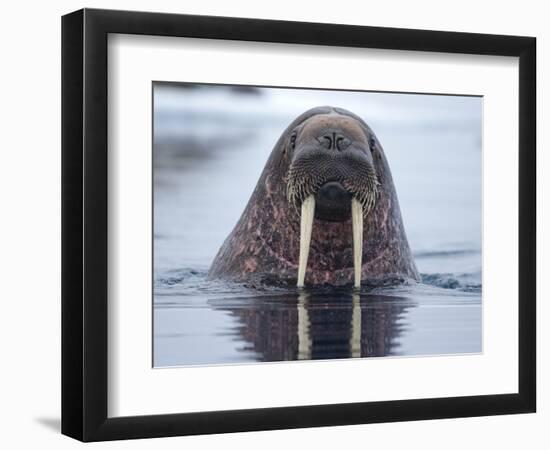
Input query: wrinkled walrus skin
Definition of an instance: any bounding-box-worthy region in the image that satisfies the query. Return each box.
[208,106,419,287]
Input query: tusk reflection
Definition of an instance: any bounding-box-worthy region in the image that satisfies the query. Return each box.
[350,292,362,358]
[297,291,312,360]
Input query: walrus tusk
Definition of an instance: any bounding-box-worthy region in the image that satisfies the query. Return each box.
[297,195,315,288]
[351,197,363,289]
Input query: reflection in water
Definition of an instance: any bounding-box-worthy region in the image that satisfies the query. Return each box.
[154,272,481,367]
[350,293,361,358]
[209,289,412,362]
[297,292,311,360]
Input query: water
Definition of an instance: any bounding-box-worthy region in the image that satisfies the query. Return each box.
[153,83,482,367]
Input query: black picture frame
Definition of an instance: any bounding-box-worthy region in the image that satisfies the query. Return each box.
[61,8,536,442]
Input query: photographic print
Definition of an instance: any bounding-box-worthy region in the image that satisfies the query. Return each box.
[153,82,482,367]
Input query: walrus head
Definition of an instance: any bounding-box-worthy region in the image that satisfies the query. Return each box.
[285,113,380,287]
[208,106,419,288]
[286,113,379,221]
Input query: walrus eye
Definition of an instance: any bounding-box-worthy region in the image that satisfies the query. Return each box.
[369,137,376,151]
[289,132,297,151]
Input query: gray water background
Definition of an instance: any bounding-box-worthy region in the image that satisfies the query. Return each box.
[153,83,482,367]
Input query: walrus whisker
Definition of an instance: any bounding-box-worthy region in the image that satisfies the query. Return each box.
[351,197,363,289]
[297,195,315,287]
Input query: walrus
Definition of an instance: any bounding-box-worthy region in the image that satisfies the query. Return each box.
[208,106,419,288]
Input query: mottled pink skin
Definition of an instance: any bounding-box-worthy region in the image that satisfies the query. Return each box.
[208,107,419,287]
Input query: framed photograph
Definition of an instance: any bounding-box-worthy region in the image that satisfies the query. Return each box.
[61,8,536,442]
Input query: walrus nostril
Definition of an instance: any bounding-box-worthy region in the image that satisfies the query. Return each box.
[319,132,351,151]
[336,136,351,151]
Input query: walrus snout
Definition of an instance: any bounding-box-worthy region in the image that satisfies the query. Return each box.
[315,181,352,221]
